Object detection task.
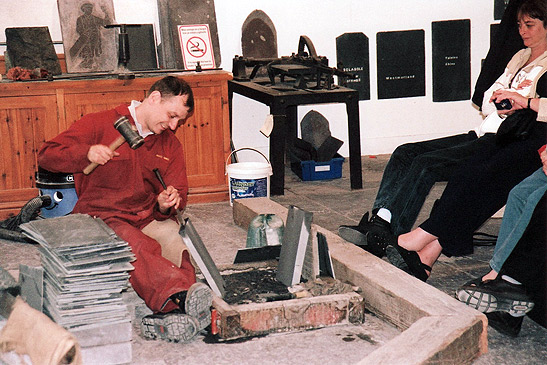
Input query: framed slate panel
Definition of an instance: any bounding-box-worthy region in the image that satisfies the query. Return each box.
[432,19,471,102]
[377,30,425,100]
[336,32,370,100]
[57,0,118,73]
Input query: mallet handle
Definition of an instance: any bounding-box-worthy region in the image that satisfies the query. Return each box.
[83,135,127,175]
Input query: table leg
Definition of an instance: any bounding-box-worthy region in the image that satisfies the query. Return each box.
[346,96,363,190]
[269,105,287,195]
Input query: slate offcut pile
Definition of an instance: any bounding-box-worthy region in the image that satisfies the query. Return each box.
[20,214,135,364]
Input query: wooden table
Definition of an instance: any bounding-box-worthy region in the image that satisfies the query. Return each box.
[228,78,363,195]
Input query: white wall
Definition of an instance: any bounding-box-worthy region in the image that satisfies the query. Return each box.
[0,0,497,159]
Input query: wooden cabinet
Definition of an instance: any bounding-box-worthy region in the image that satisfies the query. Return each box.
[0,71,232,219]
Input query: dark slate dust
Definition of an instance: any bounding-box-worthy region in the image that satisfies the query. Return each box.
[221,267,289,305]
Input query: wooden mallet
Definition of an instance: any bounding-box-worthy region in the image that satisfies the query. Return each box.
[83,116,144,175]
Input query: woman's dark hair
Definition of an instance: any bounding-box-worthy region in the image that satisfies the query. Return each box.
[148,76,195,113]
[518,0,547,27]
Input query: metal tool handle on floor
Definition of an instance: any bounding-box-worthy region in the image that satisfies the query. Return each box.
[152,168,185,226]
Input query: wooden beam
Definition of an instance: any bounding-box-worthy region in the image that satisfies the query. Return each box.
[233,198,488,364]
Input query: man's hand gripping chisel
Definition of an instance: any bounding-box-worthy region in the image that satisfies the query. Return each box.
[153,168,185,227]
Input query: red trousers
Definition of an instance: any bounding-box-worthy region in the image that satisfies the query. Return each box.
[106,218,196,312]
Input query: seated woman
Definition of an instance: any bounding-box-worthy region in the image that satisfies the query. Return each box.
[360,0,547,282]
[338,0,525,244]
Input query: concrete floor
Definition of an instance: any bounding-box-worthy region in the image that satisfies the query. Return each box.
[1,154,547,364]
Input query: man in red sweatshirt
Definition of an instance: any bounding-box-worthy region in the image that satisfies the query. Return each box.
[38,76,212,343]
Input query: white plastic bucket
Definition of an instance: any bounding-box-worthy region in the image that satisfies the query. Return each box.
[226,148,273,206]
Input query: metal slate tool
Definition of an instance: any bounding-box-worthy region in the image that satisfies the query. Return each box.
[152,168,185,227]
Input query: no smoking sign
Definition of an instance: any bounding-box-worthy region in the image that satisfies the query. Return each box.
[178,24,215,70]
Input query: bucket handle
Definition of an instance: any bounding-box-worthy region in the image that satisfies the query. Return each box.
[225,148,271,174]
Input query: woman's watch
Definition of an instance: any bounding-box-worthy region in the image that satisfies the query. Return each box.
[528,98,532,109]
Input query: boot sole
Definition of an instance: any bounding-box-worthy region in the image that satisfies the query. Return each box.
[141,313,199,343]
[185,282,213,331]
[338,227,368,246]
[456,288,534,316]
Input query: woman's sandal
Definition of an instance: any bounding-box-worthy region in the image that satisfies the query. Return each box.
[385,244,432,282]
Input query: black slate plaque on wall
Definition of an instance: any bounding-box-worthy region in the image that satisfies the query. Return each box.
[432,19,471,102]
[494,0,511,20]
[377,29,425,99]
[336,32,370,100]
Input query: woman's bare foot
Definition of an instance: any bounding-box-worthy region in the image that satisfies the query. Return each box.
[482,269,498,282]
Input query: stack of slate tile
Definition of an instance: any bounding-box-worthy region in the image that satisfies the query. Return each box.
[20,214,135,364]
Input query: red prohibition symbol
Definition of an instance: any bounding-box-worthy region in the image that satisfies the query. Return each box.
[186,37,207,58]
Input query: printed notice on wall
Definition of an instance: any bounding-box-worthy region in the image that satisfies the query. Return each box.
[178,24,215,70]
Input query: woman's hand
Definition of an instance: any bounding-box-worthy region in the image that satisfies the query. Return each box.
[490,89,528,115]
[157,185,181,214]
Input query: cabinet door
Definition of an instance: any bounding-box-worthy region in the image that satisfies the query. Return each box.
[0,95,59,190]
[64,90,146,127]
[175,83,226,188]
[0,95,59,217]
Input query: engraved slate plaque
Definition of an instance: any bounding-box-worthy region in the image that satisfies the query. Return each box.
[5,27,62,75]
[377,30,425,99]
[242,10,278,58]
[336,32,370,100]
[126,24,158,71]
[57,0,118,73]
[157,0,221,69]
[432,19,471,102]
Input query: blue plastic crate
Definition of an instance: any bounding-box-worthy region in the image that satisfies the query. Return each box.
[291,154,345,181]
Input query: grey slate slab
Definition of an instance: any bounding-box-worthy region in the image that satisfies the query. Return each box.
[5,27,62,75]
[156,0,221,69]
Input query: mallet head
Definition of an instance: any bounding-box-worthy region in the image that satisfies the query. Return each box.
[114,117,144,149]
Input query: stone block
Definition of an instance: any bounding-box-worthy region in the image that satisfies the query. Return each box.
[233,198,488,364]
[213,292,364,341]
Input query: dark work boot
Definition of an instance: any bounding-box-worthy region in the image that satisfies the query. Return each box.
[171,282,213,332]
[140,312,199,343]
[338,210,391,257]
[486,312,524,337]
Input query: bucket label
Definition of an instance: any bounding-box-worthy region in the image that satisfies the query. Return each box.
[230,177,268,201]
